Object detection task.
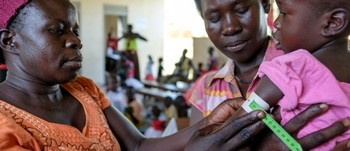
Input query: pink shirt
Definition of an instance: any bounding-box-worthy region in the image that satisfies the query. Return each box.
[257,49,350,151]
[189,38,283,116]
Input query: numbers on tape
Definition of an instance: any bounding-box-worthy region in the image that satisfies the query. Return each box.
[249,100,302,151]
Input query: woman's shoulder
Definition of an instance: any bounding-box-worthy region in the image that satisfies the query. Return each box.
[0,109,41,150]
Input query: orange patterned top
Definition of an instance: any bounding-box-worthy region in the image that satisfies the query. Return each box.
[0,76,121,151]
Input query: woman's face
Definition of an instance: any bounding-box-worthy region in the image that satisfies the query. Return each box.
[201,0,270,62]
[12,0,82,84]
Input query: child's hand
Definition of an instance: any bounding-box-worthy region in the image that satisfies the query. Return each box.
[256,104,350,150]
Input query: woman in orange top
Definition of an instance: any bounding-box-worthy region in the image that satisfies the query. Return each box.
[0,0,263,150]
[0,0,348,150]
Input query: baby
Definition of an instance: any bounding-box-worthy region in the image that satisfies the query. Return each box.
[232,0,350,150]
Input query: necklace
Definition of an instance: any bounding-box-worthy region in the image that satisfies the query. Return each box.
[234,75,252,84]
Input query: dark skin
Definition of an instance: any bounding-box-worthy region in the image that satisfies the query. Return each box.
[211,98,350,150]
[190,0,350,150]
[190,0,272,125]
[222,0,350,149]
[0,0,277,150]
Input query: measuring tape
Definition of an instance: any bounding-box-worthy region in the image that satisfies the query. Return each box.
[242,92,302,151]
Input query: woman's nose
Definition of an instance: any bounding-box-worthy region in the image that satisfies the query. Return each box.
[66,35,83,49]
[221,14,242,36]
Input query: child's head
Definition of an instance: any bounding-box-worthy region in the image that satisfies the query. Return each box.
[194,0,272,62]
[126,86,136,103]
[198,62,203,69]
[163,96,173,108]
[273,0,350,53]
[208,46,214,55]
[106,74,118,91]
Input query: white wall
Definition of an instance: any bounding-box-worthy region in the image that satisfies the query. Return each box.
[71,0,165,85]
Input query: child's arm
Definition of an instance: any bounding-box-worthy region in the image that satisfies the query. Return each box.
[233,76,284,118]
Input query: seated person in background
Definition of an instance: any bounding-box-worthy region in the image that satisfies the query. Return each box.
[144,106,166,138]
[103,74,127,112]
[163,50,196,84]
[193,62,206,81]
[163,96,178,121]
[124,87,143,128]
[173,49,195,81]
[207,46,218,71]
[174,95,190,118]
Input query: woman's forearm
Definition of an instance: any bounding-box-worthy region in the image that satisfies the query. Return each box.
[138,118,206,151]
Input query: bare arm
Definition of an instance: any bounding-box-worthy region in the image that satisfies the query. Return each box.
[233,76,284,120]
[136,33,147,41]
[189,106,203,126]
[103,106,144,151]
[104,105,207,151]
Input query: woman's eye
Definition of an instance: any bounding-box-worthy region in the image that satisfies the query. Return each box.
[49,28,63,35]
[207,14,221,23]
[236,7,249,14]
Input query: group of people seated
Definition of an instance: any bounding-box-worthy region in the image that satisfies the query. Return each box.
[103,72,191,137]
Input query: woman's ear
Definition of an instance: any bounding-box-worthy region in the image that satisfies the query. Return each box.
[321,8,349,37]
[0,29,18,54]
[261,0,272,14]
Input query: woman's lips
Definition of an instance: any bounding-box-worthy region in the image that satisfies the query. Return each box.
[225,41,247,52]
[65,57,83,69]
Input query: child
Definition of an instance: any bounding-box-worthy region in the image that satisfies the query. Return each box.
[163,96,178,121]
[157,57,164,82]
[144,106,166,138]
[145,55,155,81]
[124,87,143,128]
[230,0,350,150]
[207,46,218,71]
[103,74,127,112]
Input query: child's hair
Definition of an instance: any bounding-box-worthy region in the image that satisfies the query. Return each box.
[310,0,350,16]
[310,0,350,35]
[151,105,162,119]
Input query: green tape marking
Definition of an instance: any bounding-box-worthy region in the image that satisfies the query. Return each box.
[249,100,302,151]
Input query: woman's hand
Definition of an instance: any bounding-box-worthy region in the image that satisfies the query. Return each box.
[256,104,350,150]
[185,111,266,151]
[205,97,246,126]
